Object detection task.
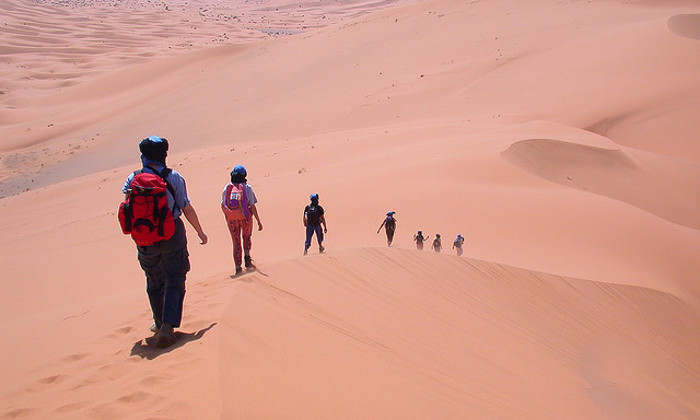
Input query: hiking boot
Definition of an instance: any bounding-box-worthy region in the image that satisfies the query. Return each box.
[235,266,243,276]
[155,323,176,349]
[150,322,161,334]
[319,245,325,254]
[244,256,255,269]
[303,248,308,255]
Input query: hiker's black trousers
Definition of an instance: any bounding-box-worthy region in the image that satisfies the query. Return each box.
[137,218,190,328]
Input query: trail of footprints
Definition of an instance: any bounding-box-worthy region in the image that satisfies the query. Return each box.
[2,273,243,418]
[3,319,173,418]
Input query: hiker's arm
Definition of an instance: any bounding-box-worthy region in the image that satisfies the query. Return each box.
[377,220,385,233]
[182,204,208,244]
[250,204,263,231]
[321,215,327,233]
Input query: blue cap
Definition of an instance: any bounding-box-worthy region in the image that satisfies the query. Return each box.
[232,164,247,176]
[139,135,169,163]
[310,193,319,201]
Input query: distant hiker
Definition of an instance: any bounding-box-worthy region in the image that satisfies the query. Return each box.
[377,211,397,246]
[453,234,465,256]
[120,135,208,349]
[413,230,429,250]
[432,234,442,253]
[222,164,263,275]
[303,193,327,255]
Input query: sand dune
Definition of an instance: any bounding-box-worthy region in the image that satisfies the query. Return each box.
[502,138,700,229]
[2,0,699,195]
[2,248,698,418]
[1,0,699,418]
[220,248,700,419]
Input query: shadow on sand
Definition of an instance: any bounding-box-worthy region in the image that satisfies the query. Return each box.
[130,322,217,360]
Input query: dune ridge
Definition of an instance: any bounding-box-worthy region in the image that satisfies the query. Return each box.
[502,138,700,229]
[219,248,700,419]
[1,248,698,419]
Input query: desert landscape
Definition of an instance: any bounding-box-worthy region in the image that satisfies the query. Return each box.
[1,0,699,418]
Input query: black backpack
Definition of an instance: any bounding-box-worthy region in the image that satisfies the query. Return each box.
[385,216,396,230]
[305,205,323,226]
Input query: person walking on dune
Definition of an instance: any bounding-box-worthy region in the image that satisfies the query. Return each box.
[432,233,442,253]
[413,230,429,250]
[303,193,327,255]
[121,135,208,349]
[222,165,263,276]
[453,234,465,256]
[377,211,397,246]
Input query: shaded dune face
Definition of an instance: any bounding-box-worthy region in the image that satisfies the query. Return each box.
[501,139,700,229]
[668,14,700,40]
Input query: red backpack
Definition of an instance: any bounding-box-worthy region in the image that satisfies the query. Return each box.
[119,169,176,246]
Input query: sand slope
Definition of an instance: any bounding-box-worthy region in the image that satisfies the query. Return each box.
[221,248,700,420]
[1,0,699,418]
[2,0,699,195]
[1,248,698,419]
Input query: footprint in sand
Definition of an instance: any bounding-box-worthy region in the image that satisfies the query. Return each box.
[106,325,135,339]
[139,375,169,386]
[37,374,65,385]
[62,353,89,363]
[116,390,155,404]
[54,401,90,414]
[24,373,66,394]
[2,407,34,419]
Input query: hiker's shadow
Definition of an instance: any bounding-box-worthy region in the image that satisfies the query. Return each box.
[130,322,217,360]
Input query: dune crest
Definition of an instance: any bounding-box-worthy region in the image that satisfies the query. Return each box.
[220,248,700,419]
[502,138,700,229]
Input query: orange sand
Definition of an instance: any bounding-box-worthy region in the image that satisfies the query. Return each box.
[1,0,699,418]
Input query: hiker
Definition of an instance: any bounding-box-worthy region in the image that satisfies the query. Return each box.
[413,230,429,250]
[121,135,208,349]
[432,234,442,253]
[303,193,327,255]
[222,164,263,275]
[377,211,397,246]
[453,234,465,256]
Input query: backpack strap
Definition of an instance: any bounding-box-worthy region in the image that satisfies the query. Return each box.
[223,183,234,210]
[144,164,180,214]
[123,195,135,232]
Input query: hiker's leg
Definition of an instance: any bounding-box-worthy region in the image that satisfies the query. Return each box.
[316,225,325,252]
[138,243,165,327]
[160,219,189,328]
[386,229,395,246]
[242,216,254,257]
[316,225,324,245]
[304,225,314,250]
[227,219,243,268]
